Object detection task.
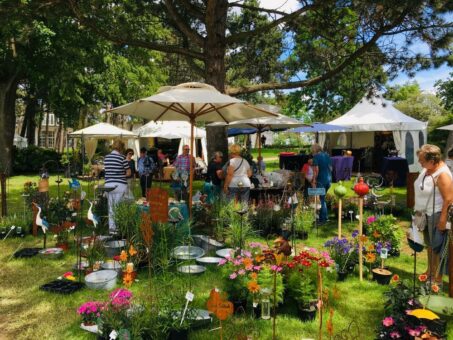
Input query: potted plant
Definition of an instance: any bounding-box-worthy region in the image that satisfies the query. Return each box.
[324,234,358,281]
[77,301,103,331]
[366,215,403,257]
[83,239,106,273]
[286,271,317,321]
[113,200,140,240]
[294,206,313,240]
[54,228,71,250]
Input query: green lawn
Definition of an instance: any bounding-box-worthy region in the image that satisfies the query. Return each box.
[0,157,452,339]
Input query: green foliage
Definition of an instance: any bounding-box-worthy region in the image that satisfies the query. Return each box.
[436,73,453,111]
[113,200,140,241]
[13,146,61,174]
[256,266,284,305]
[367,214,403,253]
[386,82,421,102]
[286,271,317,309]
[83,239,106,268]
[0,214,30,235]
[294,206,314,234]
[273,133,305,148]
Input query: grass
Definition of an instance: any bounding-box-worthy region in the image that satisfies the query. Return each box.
[0,152,452,339]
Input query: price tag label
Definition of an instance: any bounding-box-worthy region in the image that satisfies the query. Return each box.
[380,248,388,259]
[308,188,326,196]
[185,291,194,302]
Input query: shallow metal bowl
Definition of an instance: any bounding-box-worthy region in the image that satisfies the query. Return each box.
[196,257,223,265]
[216,248,235,258]
[85,270,117,290]
[104,239,126,258]
[172,246,205,260]
[38,248,64,259]
[177,265,206,274]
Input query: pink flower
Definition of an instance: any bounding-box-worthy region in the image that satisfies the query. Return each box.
[218,259,227,265]
[382,316,394,327]
[229,272,237,279]
[366,216,376,225]
[405,327,420,337]
[253,266,261,271]
[233,259,242,266]
[243,251,251,257]
[109,288,133,301]
[238,269,245,275]
[270,265,282,272]
[390,331,401,339]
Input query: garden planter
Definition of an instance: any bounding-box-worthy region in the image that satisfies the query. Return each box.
[233,299,247,314]
[372,268,392,285]
[56,242,69,251]
[104,239,126,258]
[167,329,188,340]
[337,270,348,282]
[80,322,98,334]
[298,305,316,322]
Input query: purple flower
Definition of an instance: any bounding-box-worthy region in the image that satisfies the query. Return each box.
[352,230,359,238]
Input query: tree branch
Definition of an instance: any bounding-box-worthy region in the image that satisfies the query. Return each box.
[226,4,316,44]
[228,3,288,16]
[67,0,205,60]
[177,0,205,22]
[164,0,205,47]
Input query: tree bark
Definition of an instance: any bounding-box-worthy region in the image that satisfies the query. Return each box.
[0,76,18,175]
[204,0,229,161]
[21,96,38,145]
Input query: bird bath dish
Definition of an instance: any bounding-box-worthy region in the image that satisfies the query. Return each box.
[85,270,117,290]
[172,246,205,260]
[196,257,223,265]
[101,261,123,274]
[38,248,64,259]
[177,265,206,275]
[104,239,126,257]
[216,248,235,258]
[73,261,89,270]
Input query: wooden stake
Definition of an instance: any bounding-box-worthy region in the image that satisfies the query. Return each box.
[189,119,195,218]
[358,197,363,281]
[220,320,223,340]
[338,198,342,239]
[449,231,453,297]
[318,266,323,340]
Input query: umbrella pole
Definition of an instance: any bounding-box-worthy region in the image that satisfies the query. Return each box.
[189,120,195,219]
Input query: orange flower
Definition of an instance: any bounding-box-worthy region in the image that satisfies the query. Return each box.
[274,253,284,265]
[418,274,428,282]
[366,244,375,252]
[247,280,260,293]
[365,252,376,263]
[373,230,381,238]
[359,235,368,243]
[255,255,265,263]
[243,258,253,269]
[431,284,440,293]
[119,250,128,262]
[128,245,137,257]
[123,273,133,287]
[250,272,258,280]
[391,274,399,283]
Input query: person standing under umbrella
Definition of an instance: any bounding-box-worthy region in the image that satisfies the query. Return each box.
[104,140,131,234]
[224,144,252,203]
[205,151,224,201]
[137,147,155,198]
[125,148,136,199]
[311,143,332,224]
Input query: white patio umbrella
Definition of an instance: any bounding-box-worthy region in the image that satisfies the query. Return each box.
[108,82,277,215]
[437,124,453,131]
[135,120,206,139]
[209,104,308,159]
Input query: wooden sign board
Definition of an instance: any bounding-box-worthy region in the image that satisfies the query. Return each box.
[308,187,326,196]
[148,188,168,223]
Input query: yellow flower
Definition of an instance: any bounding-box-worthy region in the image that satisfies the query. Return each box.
[128,245,137,257]
[247,280,260,293]
[119,250,128,262]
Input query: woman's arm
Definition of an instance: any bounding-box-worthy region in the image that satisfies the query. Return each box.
[223,165,234,192]
[437,173,453,230]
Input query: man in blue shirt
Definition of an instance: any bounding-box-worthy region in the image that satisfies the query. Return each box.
[311,143,332,224]
[137,147,155,198]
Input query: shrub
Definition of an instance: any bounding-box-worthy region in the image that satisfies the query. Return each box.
[13,146,61,174]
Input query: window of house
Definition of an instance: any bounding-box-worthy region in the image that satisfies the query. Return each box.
[39,131,55,148]
[405,132,414,165]
[42,113,55,126]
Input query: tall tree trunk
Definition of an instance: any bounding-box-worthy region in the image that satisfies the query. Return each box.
[0,76,19,175]
[45,109,50,148]
[204,0,229,162]
[21,96,38,145]
[55,121,62,152]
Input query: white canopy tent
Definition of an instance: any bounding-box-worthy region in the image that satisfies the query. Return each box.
[324,94,427,172]
[69,122,138,162]
[134,121,208,161]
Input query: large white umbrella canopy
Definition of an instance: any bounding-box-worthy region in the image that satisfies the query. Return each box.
[208,104,308,158]
[437,124,453,131]
[109,82,278,214]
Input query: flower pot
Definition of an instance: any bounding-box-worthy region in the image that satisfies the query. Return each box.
[80,322,99,334]
[337,270,348,282]
[372,268,392,285]
[56,242,69,251]
[167,329,188,340]
[298,305,316,322]
[233,299,247,314]
[252,304,261,319]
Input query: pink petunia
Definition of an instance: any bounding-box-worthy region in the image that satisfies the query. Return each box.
[382,317,394,327]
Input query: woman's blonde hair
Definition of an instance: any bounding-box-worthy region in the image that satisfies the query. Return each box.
[229,144,242,155]
[112,140,125,153]
[417,144,442,164]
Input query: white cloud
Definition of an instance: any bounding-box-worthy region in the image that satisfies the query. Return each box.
[258,0,300,13]
[389,64,452,93]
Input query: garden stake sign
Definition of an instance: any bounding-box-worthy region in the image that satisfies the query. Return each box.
[206,288,233,340]
[353,177,369,281]
[333,181,347,239]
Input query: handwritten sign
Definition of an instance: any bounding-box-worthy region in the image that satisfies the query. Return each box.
[308,188,326,196]
[148,188,168,223]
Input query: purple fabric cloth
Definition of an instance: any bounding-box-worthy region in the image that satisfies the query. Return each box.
[331,156,354,182]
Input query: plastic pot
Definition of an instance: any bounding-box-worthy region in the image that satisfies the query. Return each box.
[372,268,392,285]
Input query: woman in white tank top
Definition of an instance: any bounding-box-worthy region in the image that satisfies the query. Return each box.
[414,144,453,284]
